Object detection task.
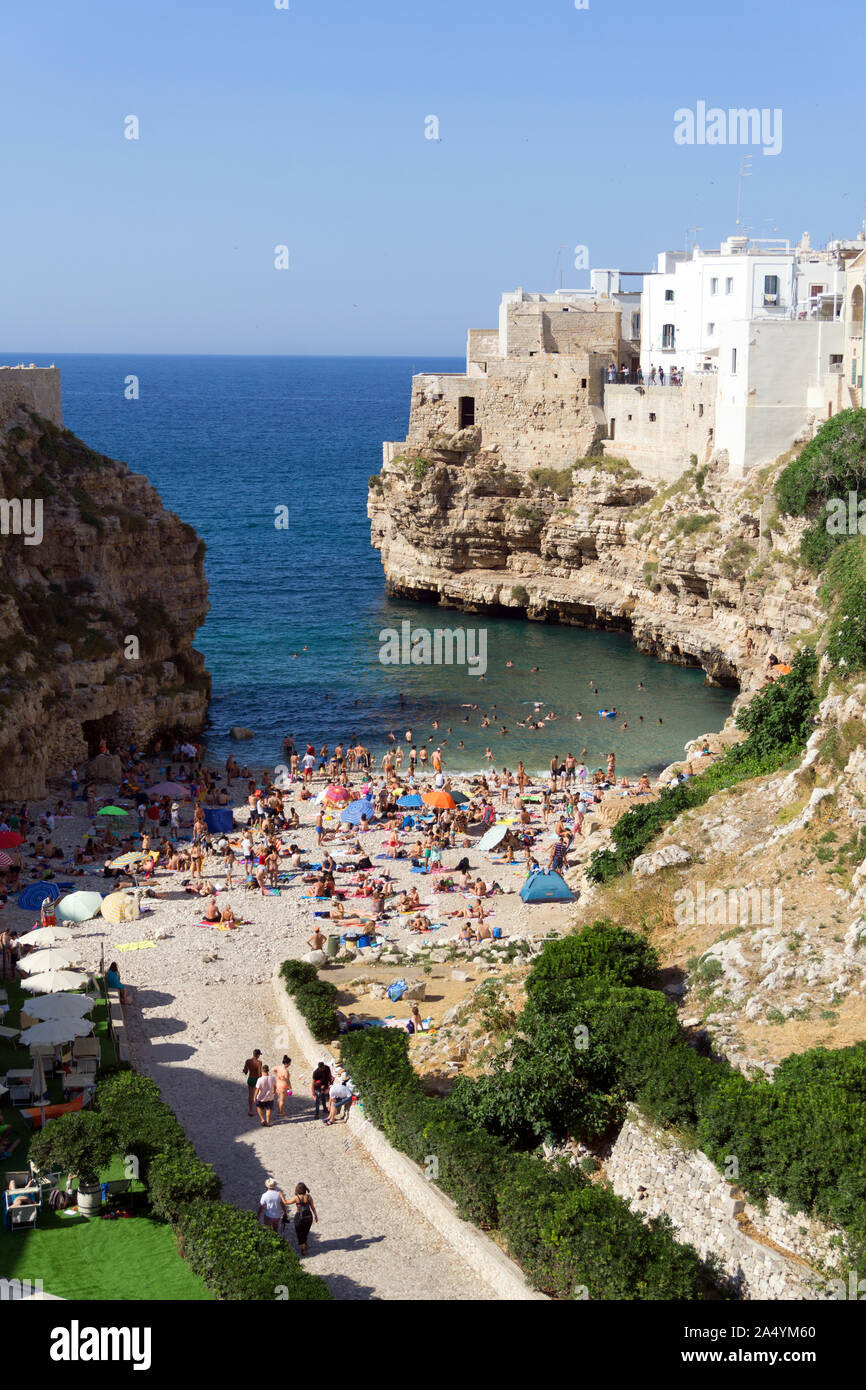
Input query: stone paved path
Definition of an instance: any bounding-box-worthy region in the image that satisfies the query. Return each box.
[127,980,494,1301]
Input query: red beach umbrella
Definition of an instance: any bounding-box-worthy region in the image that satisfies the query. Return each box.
[0,831,24,848]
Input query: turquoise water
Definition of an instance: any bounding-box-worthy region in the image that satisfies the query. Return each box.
[9,353,733,776]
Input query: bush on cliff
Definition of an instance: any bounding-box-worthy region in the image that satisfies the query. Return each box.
[587,649,817,882]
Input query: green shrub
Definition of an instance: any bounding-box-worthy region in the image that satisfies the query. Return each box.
[821,536,866,674]
[526,920,659,998]
[496,1155,715,1300]
[511,585,529,605]
[174,1199,332,1301]
[148,1142,222,1223]
[528,466,573,495]
[674,513,715,536]
[588,649,817,883]
[279,959,319,992]
[291,979,339,1042]
[97,1071,186,1169]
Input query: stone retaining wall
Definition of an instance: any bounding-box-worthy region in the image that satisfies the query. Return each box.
[604,1109,836,1300]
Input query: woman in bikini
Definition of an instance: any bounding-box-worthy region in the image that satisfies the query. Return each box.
[273,1055,292,1118]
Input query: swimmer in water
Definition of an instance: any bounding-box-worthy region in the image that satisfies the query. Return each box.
[575,711,582,720]
[530,666,540,673]
[506,661,514,668]
[637,681,644,690]
[658,717,663,725]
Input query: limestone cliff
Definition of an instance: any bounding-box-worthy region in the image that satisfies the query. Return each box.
[0,405,210,799]
[368,447,825,698]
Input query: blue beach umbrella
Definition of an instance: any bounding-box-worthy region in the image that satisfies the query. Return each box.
[341,799,376,825]
[396,794,423,808]
[17,882,63,912]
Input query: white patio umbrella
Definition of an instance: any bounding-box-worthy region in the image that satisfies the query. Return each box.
[23,994,94,1021]
[20,1019,94,1048]
[29,1051,48,1101]
[21,925,75,947]
[20,970,90,994]
[17,947,81,975]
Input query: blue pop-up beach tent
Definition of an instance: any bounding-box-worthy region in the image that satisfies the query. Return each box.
[520,869,574,904]
[204,807,234,834]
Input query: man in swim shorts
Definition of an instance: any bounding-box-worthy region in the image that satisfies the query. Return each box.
[243,1049,263,1117]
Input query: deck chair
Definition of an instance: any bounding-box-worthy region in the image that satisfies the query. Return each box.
[9,1085,31,1107]
[3,1170,31,1191]
[29,1160,62,1189]
[8,1202,39,1231]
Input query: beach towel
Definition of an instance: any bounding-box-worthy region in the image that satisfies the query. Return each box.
[115,940,157,951]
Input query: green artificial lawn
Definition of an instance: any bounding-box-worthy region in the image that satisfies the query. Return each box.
[0,1205,212,1301]
[1,979,212,1301]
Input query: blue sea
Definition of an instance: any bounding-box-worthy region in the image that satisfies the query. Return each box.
[7,354,733,776]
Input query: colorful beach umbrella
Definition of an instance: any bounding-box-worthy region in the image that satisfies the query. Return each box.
[421,791,455,810]
[97,805,128,817]
[17,882,63,912]
[0,851,13,868]
[107,851,147,870]
[23,994,94,1021]
[341,799,376,825]
[100,892,140,925]
[18,946,81,975]
[21,969,90,994]
[325,786,350,803]
[397,794,423,808]
[21,925,75,947]
[57,891,103,923]
[449,790,471,806]
[0,831,24,848]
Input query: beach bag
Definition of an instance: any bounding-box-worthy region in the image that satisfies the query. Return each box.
[387,979,408,1002]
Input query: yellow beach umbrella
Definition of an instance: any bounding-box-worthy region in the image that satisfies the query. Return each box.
[100,892,141,925]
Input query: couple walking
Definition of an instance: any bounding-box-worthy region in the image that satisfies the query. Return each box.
[258,1178,318,1255]
[244,1049,293,1124]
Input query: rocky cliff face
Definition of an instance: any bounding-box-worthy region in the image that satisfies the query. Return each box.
[0,406,210,799]
[368,449,825,698]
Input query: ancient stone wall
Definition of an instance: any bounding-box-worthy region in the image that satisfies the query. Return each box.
[604,1108,840,1299]
[603,374,717,479]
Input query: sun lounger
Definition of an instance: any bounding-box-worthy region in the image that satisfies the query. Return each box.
[8,1202,39,1231]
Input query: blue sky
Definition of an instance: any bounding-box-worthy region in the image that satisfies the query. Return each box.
[2,0,864,355]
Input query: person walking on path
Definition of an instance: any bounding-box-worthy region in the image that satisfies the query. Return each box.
[284,1183,318,1255]
[254,1065,277,1126]
[258,1177,288,1232]
[274,1055,293,1119]
[243,1049,263,1116]
[311,1059,333,1119]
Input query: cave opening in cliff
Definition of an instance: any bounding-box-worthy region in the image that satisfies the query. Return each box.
[82,714,124,757]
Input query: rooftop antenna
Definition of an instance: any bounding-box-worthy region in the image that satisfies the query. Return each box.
[686,224,703,253]
[736,155,753,232]
[555,243,567,290]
